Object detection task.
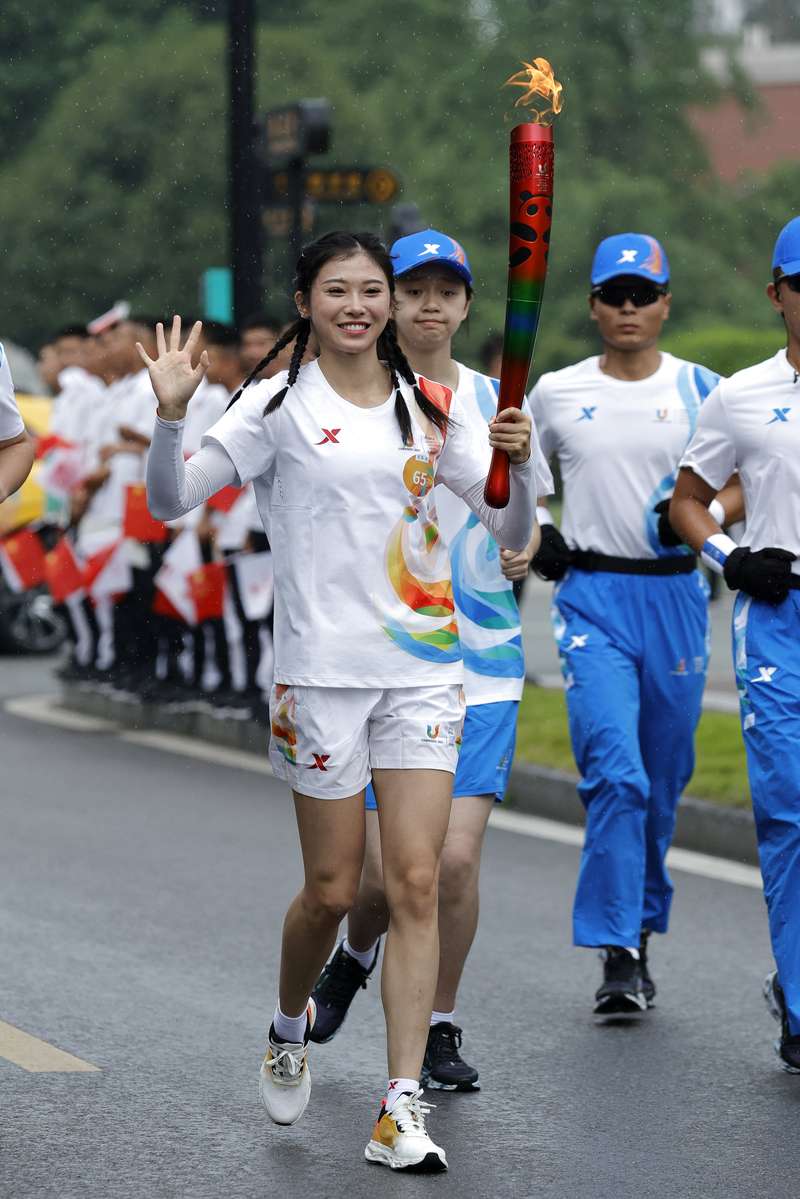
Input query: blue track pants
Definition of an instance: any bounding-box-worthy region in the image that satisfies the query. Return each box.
[734,591,800,1035]
[552,569,709,947]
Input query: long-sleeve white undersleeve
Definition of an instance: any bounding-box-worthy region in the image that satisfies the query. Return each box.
[146,416,238,520]
[460,457,536,551]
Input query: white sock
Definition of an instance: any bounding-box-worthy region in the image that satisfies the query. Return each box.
[430,1009,455,1026]
[272,1003,308,1044]
[385,1078,419,1114]
[624,947,641,960]
[343,937,378,971]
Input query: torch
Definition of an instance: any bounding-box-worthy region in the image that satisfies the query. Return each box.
[484,58,562,508]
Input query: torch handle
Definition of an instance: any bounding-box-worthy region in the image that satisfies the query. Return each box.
[484,448,511,508]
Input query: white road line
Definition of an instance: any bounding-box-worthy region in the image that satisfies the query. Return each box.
[489,809,762,890]
[3,694,119,732]
[120,729,274,775]
[0,1020,99,1073]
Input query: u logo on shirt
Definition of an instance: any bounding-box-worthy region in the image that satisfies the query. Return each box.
[766,408,792,424]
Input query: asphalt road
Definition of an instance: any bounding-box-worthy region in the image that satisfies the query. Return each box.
[1,660,797,1199]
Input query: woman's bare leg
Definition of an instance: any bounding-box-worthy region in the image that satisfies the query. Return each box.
[372,767,452,1079]
[278,789,366,1016]
[345,810,389,951]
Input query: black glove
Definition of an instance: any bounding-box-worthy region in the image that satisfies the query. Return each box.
[723,546,796,604]
[653,498,683,548]
[532,523,573,581]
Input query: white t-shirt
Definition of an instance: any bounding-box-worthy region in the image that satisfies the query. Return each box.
[434,363,553,704]
[50,366,106,445]
[680,349,800,572]
[203,359,531,688]
[0,343,24,442]
[528,352,720,558]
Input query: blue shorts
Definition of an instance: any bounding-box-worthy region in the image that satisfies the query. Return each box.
[364,699,519,809]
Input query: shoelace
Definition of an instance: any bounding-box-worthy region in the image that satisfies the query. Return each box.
[394,1090,435,1134]
[430,1024,463,1060]
[267,1044,305,1081]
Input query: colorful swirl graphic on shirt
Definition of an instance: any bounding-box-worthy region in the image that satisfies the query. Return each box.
[382,390,460,663]
[448,512,524,678]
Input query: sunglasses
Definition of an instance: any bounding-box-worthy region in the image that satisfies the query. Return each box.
[591,282,668,308]
[777,274,800,294]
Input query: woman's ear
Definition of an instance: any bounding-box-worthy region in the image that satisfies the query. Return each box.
[294,290,308,319]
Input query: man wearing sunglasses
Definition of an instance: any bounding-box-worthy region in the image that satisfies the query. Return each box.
[670,216,800,1072]
[528,233,739,1019]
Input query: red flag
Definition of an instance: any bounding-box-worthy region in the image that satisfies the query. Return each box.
[207,485,244,513]
[0,530,47,591]
[123,483,167,543]
[35,433,77,460]
[44,538,84,603]
[188,562,226,622]
[152,589,184,620]
[83,540,132,599]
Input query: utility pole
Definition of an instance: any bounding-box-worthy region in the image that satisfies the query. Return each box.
[228,0,262,323]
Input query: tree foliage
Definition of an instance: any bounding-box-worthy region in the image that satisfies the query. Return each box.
[0,0,796,377]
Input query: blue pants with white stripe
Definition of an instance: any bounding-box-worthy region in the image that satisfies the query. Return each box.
[734,591,800,1036]
[553,569,709,947]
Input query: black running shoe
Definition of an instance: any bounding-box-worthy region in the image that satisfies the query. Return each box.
[309,940,379,1044]
[420,1022,480,1092]
[763,971,800,1073]
[594,947,647,1017]
[639,929,656,1008]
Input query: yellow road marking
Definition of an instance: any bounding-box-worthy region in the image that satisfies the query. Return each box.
[0,1020,100,1073]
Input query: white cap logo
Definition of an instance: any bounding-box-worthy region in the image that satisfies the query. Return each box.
[419,243,440,257]
[616,249,639,264]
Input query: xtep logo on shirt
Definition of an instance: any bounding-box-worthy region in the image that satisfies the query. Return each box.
[567,633,588,650]
[751,666,777,684]
[315,428,342,444]
[766,408,792,424]
[308,753,331,770]
[576,407,597,422]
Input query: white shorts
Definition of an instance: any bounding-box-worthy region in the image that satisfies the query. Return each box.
[268,683,465,800]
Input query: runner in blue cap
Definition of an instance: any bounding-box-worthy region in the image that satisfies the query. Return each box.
[671,215,800,1071]
[309,227,553,1088]
[527,233,742,1017]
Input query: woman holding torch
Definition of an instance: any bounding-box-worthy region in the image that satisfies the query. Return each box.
[309,228,551,1092]
[142,231,537,1172]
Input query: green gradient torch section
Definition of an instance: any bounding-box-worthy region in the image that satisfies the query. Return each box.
[484,122,554,508]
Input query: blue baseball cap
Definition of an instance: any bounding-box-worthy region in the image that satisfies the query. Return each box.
[591,233,670,287]
[772,216,800,278]
[391,228,473,287]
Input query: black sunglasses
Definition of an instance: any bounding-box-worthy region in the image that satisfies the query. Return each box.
[591,282,668,308]
[777,274,800,294]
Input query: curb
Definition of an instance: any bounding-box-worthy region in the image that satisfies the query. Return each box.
[60,684,759,867]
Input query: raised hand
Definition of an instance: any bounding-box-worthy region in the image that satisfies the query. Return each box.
[488,407,532,464]
[136,316,210,422]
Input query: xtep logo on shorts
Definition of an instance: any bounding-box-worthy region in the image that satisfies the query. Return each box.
[315,428,342,444]
[766,408,792,424]
[308,753,331,770]
[751,666,777,684]
[576,407,597,422]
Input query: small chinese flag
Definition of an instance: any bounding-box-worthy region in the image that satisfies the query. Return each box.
[0,530,47,590]
[207,485,244,513]
[188,562,226,622]
[152,589,184,621]
[36,433,76,460]
[123,483,168,543]
[45,538,84,603]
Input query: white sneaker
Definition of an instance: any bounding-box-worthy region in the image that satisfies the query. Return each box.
[258,999,316,1126]
[364,1090,447,1172]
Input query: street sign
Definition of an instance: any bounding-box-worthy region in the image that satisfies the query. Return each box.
[265,166,401,206]
[262,100,332,165]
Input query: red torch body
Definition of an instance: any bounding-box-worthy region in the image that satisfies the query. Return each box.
[484,123,555,508]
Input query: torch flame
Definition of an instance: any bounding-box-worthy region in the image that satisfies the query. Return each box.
[505,57,563,125]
